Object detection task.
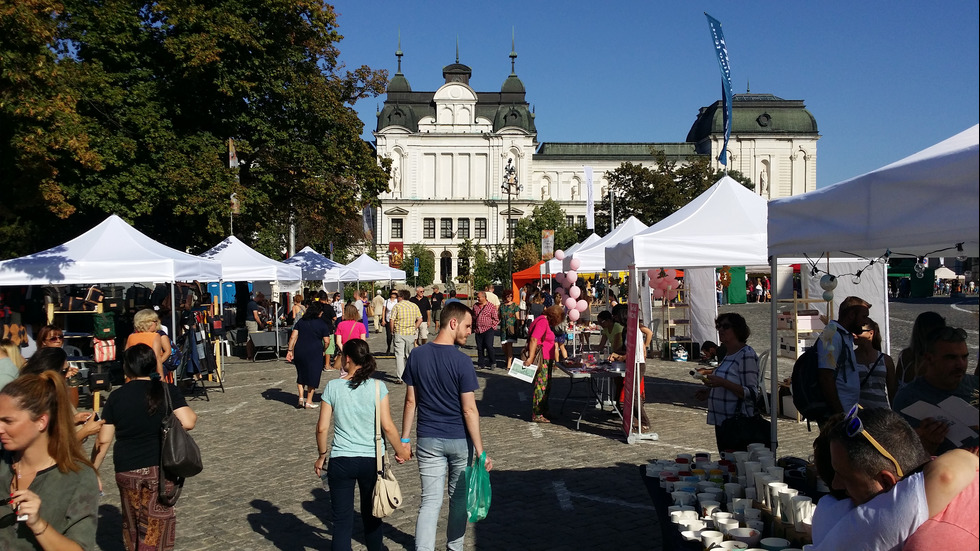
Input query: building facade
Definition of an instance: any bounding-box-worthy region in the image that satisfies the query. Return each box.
[372,49,819,284]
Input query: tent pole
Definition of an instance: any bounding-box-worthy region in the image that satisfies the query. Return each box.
[769,255,779,452]
[170,283,177,342]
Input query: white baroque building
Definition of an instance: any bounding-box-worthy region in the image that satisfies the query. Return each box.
[372,47,819,284]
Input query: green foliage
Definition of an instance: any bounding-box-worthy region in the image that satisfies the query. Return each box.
[513,242,541,272]
[513,199,586,260]
[0,0,389,258]
[473,248,491,290]
[402,243,435,286]
[595,151,754,231]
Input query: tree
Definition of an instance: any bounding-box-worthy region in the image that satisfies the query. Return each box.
[473,248,491,291]
[401,243,434,287]
[0,0,389,258]
[513,243,540,272]
[595,151,754,231]
[513,199,586,261]
[456,239,474,281]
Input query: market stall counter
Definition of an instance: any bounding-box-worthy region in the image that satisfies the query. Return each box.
[558,355,626,430]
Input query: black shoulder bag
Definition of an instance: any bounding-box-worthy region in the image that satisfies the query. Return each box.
[158,382,203,506]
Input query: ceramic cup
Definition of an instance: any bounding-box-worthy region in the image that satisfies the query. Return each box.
[746,519,765,534]
[725,482,743,500]
[791,496,814,531]
[672,491,695,506]
[701,530,725,550]
[679,519,706,532]
[766,482,788,515]
[680,530,702,542]
[716,542,749,550]
[743,507,762,521]
[728,527,762,547]
[701,500,721,517]
[766,466,784,482]
[717,518,740,536]
[760,537,791,551]
[777,488,799,523]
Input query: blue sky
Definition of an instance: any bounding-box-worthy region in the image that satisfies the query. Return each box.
[334,1,979,189]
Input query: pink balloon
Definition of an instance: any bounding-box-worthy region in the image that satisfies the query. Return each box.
[566,270,577,282]
[653,288,664,299]
[555,250,565,260]
[569,286,581,299]
[569,258,581,271]
[555,287,565,297]
[648,277,657,289]
[666,288,678,301]
[555,272,566,285]
[656,277,670,290]
[564,297,577,310]
[665,269,677,279]
[576,299,588,312]
[647,268,657,280]
[567,308,580,322]
[563,277,574,289]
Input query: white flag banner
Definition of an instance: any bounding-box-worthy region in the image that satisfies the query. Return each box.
[584,165,595,229]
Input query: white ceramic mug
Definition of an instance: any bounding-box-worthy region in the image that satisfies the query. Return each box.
[746,519,765,533]
[728,527,762,547]
[766,482,788,515]
[672,491,695,506]
[765,466,784,482]
[716,542,749,550]
[717,518,740,536]
[680,529,702,542]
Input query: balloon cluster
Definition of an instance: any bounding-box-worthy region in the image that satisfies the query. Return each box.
[553,249,589,321]
[647,268,679,301]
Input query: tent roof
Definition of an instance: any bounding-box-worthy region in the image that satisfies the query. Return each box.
[198,236,302,283]
[514,261,547,288]
[542,233,600,275]
[0,214,222,285]
[282,246,352,281]
[605,176,769,270]
[345,254,406,281]
[768,124,980,258]
[564,217,648,272]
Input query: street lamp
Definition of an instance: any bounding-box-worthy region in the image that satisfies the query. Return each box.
[500,158,522,286]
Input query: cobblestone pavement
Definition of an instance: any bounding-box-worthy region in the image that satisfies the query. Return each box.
[89,298,977,550]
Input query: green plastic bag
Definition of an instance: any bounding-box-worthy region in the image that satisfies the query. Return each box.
[325,335,336,356]
[465,451,491,522]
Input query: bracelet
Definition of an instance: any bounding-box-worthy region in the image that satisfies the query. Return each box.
[318,451,328,456]
[32,521,49,537]
[400,438,411,443]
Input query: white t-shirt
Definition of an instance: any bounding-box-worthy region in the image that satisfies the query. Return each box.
[817,321,861,412]
[812,471,927,551]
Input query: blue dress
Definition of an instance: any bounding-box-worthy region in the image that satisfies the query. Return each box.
[293,317,332,388]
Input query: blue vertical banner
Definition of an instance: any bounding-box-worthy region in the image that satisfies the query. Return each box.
[705,13,733,167]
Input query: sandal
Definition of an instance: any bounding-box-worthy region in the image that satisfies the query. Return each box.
[298,398,306,409]
[531,415,551,423]
[305,402,319,409]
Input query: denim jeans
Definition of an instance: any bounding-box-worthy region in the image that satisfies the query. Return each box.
[326,456,383,551]
[474,330,495,367]
[392,333,414,379]
[415,437,472,551]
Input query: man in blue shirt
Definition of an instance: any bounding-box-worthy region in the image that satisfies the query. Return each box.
[400,302,493,551]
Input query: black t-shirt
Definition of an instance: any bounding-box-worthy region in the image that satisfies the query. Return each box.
[430,292,444,309]
[410,296,432,322]
[247,300,262,322]
[102,380,189,472]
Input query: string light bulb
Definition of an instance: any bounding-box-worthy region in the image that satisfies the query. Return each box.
[851,270,863,285]
[956,243,967,262]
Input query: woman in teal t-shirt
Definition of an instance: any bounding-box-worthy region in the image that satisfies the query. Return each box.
[313,339,410,551]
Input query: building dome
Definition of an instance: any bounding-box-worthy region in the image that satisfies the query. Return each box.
[687,93,818,144]
[501,73,526,94]
[387,72,412,93]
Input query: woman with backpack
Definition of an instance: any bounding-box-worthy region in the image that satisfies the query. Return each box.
[91,344,198,551]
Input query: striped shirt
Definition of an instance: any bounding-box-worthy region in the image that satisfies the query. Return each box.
[706,345,759,426]
[858,353,890,409]
[390,300,422,335]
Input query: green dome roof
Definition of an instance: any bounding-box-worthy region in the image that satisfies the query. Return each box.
[501,73,525,94]
[687,94,818,143]
[387,72,412,93]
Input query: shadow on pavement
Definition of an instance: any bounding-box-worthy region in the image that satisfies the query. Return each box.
[260,387,302,408]
[470,463,661,550]
[247,498,328,550]
[95,504,124,551]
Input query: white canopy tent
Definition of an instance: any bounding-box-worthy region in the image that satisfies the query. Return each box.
[765,124,979,452]
[768,124,979,259]
[563,216,648,273]
[542,233,600,275]
[605,176,769,344]
[0,214,222,341]
[344,254,406,282]
[199,236,302,293]
[282,246,353,282]
[0,214,222,285]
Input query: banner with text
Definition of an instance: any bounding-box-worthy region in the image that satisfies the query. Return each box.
[541,230,555,261]
[584,166,595,229]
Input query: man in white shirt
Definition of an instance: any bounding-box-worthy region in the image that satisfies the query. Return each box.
[816,296,870,421]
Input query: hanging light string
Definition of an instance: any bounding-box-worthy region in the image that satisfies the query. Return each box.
[803,242,965,283]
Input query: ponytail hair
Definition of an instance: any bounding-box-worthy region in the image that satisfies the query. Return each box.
[123,344,165,415]
[342,338,376,389]
[1,372,92,473]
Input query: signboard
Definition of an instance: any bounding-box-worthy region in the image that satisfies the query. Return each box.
[541,230,555,260]
[388,242,404,268]
[414,256,420,276]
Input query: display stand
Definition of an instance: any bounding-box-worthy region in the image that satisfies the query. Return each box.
[661,289,691,359]
[775,291,828,359]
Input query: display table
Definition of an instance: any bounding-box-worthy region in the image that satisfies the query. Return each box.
[248,331,280,361]
[558,359,626,430]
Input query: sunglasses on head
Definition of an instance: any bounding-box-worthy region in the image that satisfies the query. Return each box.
[844,404,903,477]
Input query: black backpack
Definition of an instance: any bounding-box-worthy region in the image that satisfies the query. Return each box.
[791,327,849,427]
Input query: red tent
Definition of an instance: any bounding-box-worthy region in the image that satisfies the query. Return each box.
[511,261,552,300]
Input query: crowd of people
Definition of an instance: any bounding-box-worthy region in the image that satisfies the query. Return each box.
[1,279,976,550]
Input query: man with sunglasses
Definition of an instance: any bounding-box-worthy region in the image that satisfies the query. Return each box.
[813,407,979,549]
[816,296,871,421]
[893,326,978,454]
